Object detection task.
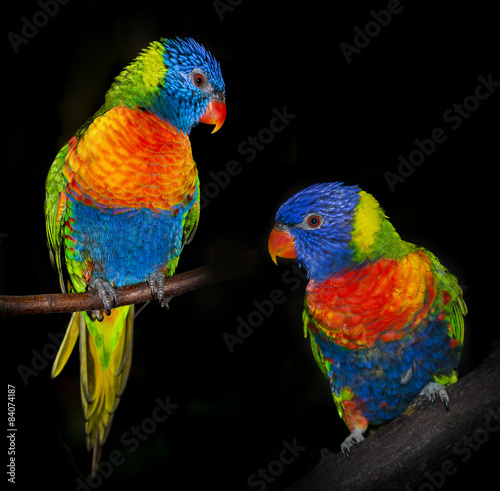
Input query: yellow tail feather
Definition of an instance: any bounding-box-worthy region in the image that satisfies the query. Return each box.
[51,312,81,379]
[50,305,134,478]
[80,305,134,478]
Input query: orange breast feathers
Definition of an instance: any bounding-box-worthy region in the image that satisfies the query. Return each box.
[63,106,198,211]
[306,251,438,349]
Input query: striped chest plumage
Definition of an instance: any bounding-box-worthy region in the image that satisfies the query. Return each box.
[43,37,227,477]
[60,106,199,289]
[64,106,198,212]
[304,251,462,425]
[305,251,440,349]
[268,182,466,453]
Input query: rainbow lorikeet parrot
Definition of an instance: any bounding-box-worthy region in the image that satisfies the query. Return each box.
[268,182,466,457]
[44,37,226,476]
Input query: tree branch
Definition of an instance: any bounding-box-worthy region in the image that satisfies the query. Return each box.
[287,340,500,491]
[0,251,256,316]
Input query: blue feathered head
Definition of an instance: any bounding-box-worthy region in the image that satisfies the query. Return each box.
[269,182,407,279]
[104,37,226,135]
[160,37,226,134]
[268,182,363,279]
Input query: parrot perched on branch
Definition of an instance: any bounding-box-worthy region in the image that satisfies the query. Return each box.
[268,182,466,457]
[44,37,226,476]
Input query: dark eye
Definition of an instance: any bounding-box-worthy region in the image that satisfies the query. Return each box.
[190,69,213,92]
[193,74,205,87]
[307,215,322,228]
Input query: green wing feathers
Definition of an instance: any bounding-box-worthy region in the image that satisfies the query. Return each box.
[425,249,467,348]
[182,179,200,248]
[44,144,70,292]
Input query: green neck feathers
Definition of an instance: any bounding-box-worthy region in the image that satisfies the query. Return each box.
[350,191,415,264]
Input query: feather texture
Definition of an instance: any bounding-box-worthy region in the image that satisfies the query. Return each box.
[45,37,225,475]
[79,306,134,477]
[269,182,467,449]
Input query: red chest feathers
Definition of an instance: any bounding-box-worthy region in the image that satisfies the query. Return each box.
[305,251,438,349]
[63,106,198,212]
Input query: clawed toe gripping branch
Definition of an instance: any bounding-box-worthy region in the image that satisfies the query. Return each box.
[88,277,118,318]
[287,340,500,491]
[0,256,254,316]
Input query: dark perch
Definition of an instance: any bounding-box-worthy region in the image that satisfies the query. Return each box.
[287,340,500,491]
[0,251,256,316]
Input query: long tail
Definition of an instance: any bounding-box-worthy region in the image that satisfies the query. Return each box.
[52,305,134,477]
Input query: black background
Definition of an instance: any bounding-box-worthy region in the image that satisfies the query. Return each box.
[3,1,498,489]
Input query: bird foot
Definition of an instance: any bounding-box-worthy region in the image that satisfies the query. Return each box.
[148,271,170,307]
[419,381,450,411]
[88,277,117,318]
[341,428,365,459]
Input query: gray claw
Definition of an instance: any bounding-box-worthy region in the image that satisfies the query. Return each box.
[419,382,450,411]
[88,277,117,317]
[148,271,166,306]
[91,310,104,322]
[340,429,365,459]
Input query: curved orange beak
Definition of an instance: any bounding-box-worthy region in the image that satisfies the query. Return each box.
[200,98,226,133]
[268,227,296,264]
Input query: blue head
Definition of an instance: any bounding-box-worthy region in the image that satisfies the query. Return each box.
[268,182,363,279]
[268,182,408,279]
[160,37,226,134]
[104,37,226,135]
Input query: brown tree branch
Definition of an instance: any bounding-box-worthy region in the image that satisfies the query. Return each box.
[287,339,500,491]
[0,251,256,316]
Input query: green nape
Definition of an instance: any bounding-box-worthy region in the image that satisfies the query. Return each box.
[102,40,167,111]
[350,191,415,264]
[75,41,167,139]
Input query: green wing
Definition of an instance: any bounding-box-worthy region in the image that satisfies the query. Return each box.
[161,178,200,278]
[303,303,351,421]
[44,143,70,292]
[302,302,330,379]
[423,248,467,348]
[181,178,201,248]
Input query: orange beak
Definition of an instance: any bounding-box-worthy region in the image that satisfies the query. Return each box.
[268,227,296,264]
[200,98,226,133]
